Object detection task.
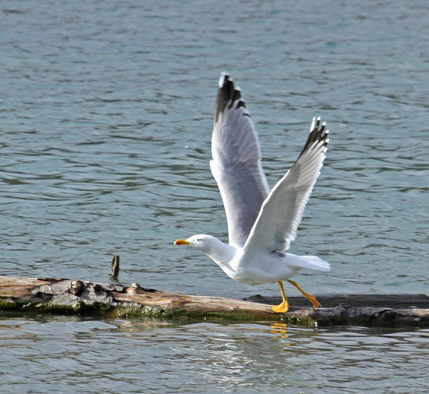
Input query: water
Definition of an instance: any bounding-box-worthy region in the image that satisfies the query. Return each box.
[1,315,429,393]
[1,0,428,392]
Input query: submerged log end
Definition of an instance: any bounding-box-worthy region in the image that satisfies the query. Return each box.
[282,304,429,327]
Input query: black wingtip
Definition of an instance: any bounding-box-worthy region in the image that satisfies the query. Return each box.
[214,73,246,123]
[298,117,329,159]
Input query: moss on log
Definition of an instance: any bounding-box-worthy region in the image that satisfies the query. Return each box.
[1,275,429,326]
[0,276,274,320]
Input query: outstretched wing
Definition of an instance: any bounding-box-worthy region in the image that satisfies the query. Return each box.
[243,118,329,254]
[210,73,270,248]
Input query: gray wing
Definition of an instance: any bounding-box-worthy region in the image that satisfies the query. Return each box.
[210,73,270,248]
[243,118,329,254]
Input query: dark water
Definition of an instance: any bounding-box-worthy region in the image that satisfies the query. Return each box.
[1,0,428,392]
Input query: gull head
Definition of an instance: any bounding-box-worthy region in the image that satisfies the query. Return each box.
[174,234,218,253]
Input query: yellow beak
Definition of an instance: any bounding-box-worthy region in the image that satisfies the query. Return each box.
[174,239,190,246]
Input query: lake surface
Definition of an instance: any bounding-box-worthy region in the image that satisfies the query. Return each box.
[1,0,428,392]
[1,314,429,394]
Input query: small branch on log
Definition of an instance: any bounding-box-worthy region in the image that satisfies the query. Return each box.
[110,255,120,279]
[1,275,429,326]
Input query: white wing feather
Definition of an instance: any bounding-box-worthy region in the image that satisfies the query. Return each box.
[210,73,270,248]
[243,118,329,254]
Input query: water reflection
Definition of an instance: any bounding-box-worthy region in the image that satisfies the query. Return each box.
[1,315,428,392]
[270,322,289,339]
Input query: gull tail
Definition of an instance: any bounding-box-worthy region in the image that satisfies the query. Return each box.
[288,255,331,271]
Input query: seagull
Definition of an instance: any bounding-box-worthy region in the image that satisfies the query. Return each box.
[174,73,330,313]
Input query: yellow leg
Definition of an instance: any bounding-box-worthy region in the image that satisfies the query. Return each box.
[288,280,321,309]
[272,281,289,313]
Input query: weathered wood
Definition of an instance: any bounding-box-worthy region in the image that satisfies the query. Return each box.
[1,275,428,326]
[0,276,274,320]
[245,294,429,326]
[245,293,429,309]
[110,255,120,279]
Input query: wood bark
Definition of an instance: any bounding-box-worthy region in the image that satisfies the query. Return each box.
[1,275,429,327]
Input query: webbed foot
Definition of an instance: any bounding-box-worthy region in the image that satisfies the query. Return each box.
[272,300,289,313]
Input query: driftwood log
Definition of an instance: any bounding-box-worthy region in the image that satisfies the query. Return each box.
[1,275,429,327]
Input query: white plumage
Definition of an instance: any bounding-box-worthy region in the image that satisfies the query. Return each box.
[175,73,330,313]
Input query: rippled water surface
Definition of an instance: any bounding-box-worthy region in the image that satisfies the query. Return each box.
[1,315,429,394]
[1,0,428,392]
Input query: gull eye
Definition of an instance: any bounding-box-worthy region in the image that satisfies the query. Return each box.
[197,238,202,242]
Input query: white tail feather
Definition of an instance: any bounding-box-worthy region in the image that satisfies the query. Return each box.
[288,255,330,271]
